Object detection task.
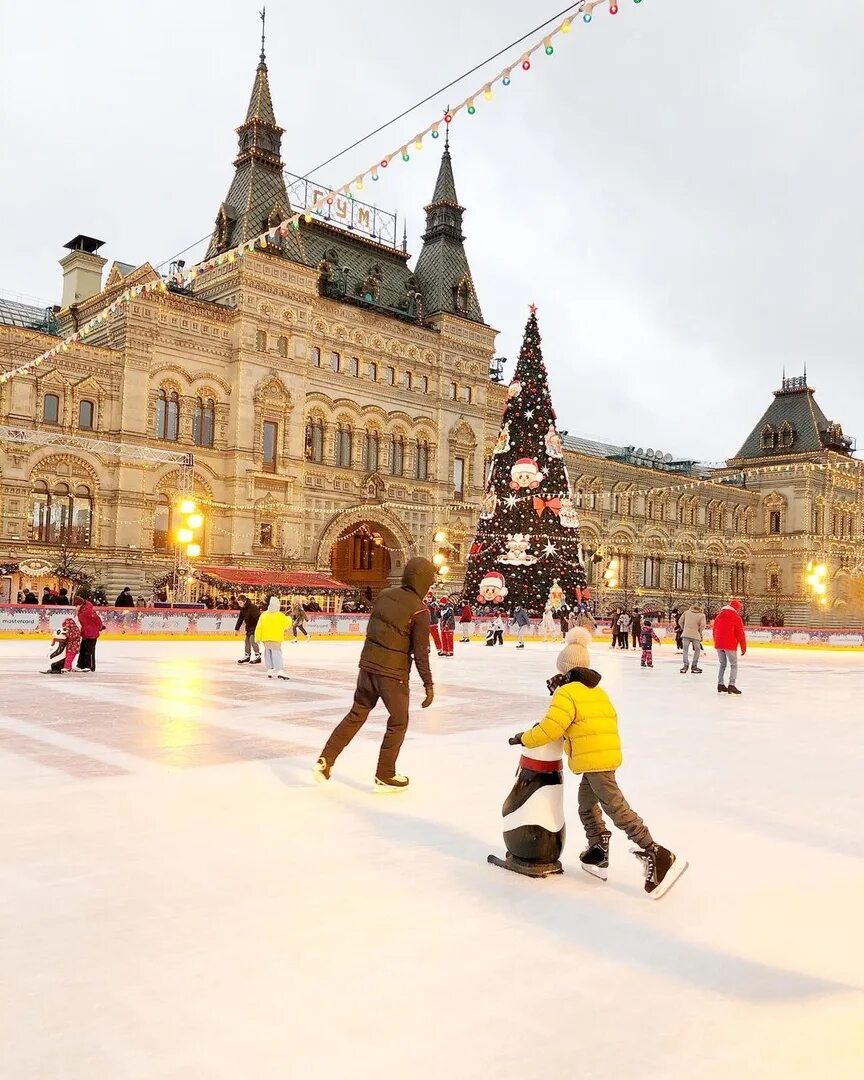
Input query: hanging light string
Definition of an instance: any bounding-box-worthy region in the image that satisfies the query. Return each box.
[0,0,634,388]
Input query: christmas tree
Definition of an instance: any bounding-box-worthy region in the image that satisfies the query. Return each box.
[462,307,588,614]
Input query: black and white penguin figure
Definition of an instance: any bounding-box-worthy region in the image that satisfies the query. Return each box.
[487,737,565,877]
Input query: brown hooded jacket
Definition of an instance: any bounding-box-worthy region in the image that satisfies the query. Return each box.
[359,557,436,686]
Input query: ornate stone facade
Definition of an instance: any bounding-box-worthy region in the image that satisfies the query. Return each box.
[1,55,861,624]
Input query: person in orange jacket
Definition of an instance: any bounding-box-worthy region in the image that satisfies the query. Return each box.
[712,598,747,695]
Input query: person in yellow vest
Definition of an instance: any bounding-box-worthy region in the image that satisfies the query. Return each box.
[508,627,687,899]
[254,596,292,681]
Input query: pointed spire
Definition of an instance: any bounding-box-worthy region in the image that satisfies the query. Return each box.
[259,6,267,63]
[204,18,303,262]
[414,131,483,323]
[402,220,408,254]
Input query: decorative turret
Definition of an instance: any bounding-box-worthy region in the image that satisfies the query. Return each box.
[413,132,484,324]
[729,373,855,461]
[205,14,303,262]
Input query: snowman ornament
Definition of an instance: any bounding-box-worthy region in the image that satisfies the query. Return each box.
[498,534,537,566]
[509,458,544,491]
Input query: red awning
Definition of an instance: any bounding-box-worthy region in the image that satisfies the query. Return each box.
[195,566,352,592]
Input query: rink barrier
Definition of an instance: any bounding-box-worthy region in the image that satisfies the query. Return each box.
[0,605,863,649]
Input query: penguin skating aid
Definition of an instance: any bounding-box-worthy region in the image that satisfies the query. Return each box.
[487,739,565,878]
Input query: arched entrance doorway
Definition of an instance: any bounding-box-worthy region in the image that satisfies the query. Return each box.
[330,522,396,601]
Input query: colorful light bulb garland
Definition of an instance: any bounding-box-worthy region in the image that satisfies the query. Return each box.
[0,0,641,388]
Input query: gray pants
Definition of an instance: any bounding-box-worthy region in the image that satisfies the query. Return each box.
[244,630,260,658]
[682,637,702,668]
[516,624,527,644]
[578,771,653,849]
[717,649,738,687]
[261,642,283,671]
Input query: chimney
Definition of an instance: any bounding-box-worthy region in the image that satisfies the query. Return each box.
[60,235,107,307]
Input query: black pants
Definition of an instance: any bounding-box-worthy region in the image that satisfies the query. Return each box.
[321,670,411,779]
[631,628,640,649]
[77,638,97,671]
[293,624,308,638]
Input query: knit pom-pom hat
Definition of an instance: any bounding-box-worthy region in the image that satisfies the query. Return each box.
[556,626,593,674]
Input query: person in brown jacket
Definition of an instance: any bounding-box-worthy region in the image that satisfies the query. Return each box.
[314,557,436,790]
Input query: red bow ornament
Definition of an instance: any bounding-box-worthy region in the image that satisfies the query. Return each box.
[533,496,562,518]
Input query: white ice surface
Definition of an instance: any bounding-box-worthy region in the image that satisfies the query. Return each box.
[1,638,862,1079]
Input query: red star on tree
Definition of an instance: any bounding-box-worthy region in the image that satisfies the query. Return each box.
[529,303,538,314]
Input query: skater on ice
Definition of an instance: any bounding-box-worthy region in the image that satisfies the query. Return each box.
[235,596,262,664]
[678,603,706,674]
[506,627,686,898]
[42,616,81,674]
[713,598,747,694]
[458,599,473,642]
[438,595,456,657]
[314,557,436,791]
[255,597,292,680]
[638,619,662,668]
[512,604,530,648]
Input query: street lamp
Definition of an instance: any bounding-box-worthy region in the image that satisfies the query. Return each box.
[432,528,450,582]
[805,561,828,607]
[173,498,205,604]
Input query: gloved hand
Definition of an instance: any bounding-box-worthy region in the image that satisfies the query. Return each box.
[508,733,524,746]
[421,686,434,708]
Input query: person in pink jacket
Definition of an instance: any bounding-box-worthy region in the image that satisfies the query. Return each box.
[712,599,747,695]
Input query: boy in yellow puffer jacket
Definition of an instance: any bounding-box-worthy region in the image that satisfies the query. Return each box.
[509,627,687,899]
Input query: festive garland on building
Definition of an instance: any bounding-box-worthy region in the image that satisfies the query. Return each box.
[0,0,636,387]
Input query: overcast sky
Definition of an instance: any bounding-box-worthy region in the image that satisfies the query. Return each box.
[2,1,862,461]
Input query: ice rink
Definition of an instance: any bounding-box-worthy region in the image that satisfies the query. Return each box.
[1,636,862,1079]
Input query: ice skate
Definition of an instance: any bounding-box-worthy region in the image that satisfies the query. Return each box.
[250,656,262,664]
[237,657,250,664]
[374,773,409,792]
[717,684,727,693]
[277,673,289,680]
[727,685,742,695]
[632,844,688,899]
[312,757,331,783]
[579,831,611,881]
[680,665,689,674]
[691,666,703,674]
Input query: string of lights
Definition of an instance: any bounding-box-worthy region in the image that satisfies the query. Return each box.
[0,0,634,387]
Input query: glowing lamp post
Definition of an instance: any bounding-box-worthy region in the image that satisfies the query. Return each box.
[173,498,205,604]
[805,561,828,607]
[432,528,451,585]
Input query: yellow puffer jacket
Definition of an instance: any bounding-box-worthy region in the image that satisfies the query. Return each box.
[520,675,622,774]
[254,610,292,642]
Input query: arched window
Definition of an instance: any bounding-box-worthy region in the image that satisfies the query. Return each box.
[347,356,359,377]
[368,361,378,381]
[419,375,428,393]
[730,562,747,595]
[310,346,321,367]
[43,393,60,425]
[704,560,721,592]
[642,556,661,589]
[193,397,215,448]
[364,430,380,473]
[779,421,796,449]
[761,424,777,450]
[78,399,95,430]
[403,371,412,391]
[336,426,353,468]
[156,390,180,441]
[31,481,50,542]
[674,558,692,591]
[415,439,429,480]
[153,494,171,551]
[277,335,288,358]
[305,419,324,463]
[256,330,267,352]
[71,485,93,546]
[48,483,71,543]
[391,434,404,477]
[330,351,340,373]
[462,386,472,404]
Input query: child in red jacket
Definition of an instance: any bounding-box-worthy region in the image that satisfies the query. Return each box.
[75,596,105,672]
[712,599,747,695]
[43,617,81,674]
